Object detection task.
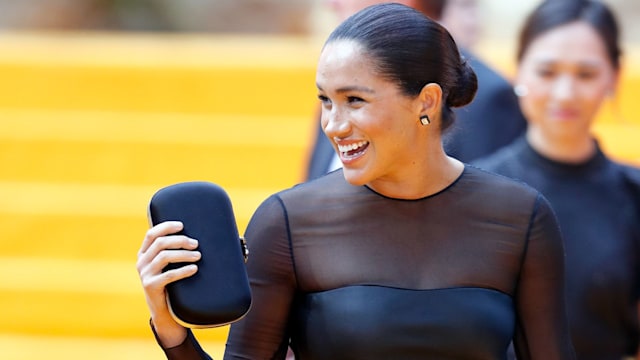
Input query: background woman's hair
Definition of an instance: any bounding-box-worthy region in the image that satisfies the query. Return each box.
[517,0,621,70]
[324,2,477,131]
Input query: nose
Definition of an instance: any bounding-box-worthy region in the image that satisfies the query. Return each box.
[322,105,351,139]
[551,75,577,102]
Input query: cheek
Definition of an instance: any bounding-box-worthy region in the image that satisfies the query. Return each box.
[581,85,609,107]
[320,111,328,130]
[573,87,608,124]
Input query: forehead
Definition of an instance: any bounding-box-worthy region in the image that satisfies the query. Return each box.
[316,40,379,85]
[319,40,368,67]
[522,21,610,66]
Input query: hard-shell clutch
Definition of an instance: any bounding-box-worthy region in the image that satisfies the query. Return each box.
[147,181,252,328]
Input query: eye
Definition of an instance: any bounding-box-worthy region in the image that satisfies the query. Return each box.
[347,96,365,104]
[536,67,555,79]
[318,94,331,106]
[577,70,598,80]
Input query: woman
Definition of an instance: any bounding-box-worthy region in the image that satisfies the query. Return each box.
[137,4,575,359]
[474,1,640,359]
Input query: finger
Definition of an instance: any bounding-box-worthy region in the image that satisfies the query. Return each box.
[139,221,184,255]
[141,264,199,296]
[156,249,202,273]
[139,249,201,279]
[161,264,199,286]
[137,234,199,276]
[143,234,199,264]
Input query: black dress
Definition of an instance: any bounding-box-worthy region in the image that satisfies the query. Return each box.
[158,165,574,359]
[474,137,640,360]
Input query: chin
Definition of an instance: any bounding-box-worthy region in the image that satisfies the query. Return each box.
[341,167,370,186]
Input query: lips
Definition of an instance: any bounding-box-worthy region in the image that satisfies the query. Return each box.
[550,108,580,120]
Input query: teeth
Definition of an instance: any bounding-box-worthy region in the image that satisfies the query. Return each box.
[337,141,368,153]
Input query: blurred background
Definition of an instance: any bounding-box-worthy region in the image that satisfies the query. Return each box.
[1,1,639,359]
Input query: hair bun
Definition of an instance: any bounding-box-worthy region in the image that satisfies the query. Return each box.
[446,58,478,108]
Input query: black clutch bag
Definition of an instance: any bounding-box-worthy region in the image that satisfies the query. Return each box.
[147,181,252,328]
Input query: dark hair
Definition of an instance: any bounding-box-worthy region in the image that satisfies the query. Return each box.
[324,2,477,131]
[517,0,621,70]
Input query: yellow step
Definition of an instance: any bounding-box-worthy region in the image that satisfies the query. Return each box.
[1,109,316,187]
[0,182,275,259]
[0,256,230,342]
[0,333,226,360]
[0,32,321,117]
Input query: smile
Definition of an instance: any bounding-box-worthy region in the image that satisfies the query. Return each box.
[337,140,369,158]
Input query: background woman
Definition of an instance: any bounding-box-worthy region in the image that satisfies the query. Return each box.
[474,1,640,359]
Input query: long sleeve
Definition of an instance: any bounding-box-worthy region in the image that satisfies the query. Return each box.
[224,194,298,359]
[150,320,212,360]
[512,195,575,359]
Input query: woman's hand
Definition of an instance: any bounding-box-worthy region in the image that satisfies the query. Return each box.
[136,221,201,348]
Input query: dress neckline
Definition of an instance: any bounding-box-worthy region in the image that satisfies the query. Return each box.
[363,165,468,201]
[517,137,608,177]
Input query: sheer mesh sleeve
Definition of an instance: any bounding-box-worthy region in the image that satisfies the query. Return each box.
[150,321,212,360]
[512,195,574,359]
[224,194,298,359]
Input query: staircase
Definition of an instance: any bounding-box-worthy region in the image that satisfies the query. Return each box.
[1,32,639,360]
[0,32,321,359]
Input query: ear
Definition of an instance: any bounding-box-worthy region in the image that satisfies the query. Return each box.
[514,67,527,95]
[417,83,443,118]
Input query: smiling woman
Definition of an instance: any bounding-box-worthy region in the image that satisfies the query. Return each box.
[136,4,575,359]
[315,39,453,192]
[314,3,477,195]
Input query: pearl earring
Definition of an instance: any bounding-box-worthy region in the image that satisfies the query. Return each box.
[514,84,528,97]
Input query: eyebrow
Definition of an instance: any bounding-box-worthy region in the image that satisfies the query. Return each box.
[316,84,375,94]
[535,58,603,68]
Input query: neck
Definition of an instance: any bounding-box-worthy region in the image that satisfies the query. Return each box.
[367,144,464,200]
[526,127,596,164]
